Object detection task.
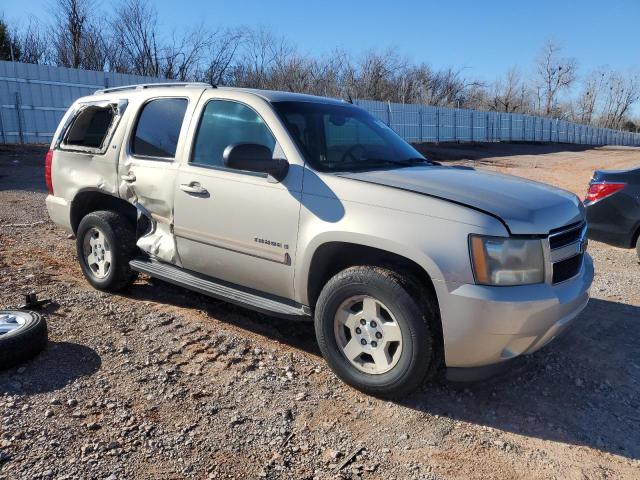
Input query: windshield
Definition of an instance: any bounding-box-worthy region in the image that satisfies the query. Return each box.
[273,101,428,172]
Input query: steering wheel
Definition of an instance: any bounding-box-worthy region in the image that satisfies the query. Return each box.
[339,144,367,164]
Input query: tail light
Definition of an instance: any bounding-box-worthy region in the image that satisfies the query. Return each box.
[44,149,54,194]
[585,182,626,202]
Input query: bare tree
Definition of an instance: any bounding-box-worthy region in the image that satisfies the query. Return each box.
[162,25,213,81]
[231,26,295,89]
[53,0,90,68]
[535,40,577,116]
[599,72,640,129]
[109,0,161,76]
[353,48,408,101]
[488,68,531,113]
[575,69,606,124]
[18,18,50,64]
[198,27,245,85]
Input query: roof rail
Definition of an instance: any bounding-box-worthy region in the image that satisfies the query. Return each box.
[94,82,214,95]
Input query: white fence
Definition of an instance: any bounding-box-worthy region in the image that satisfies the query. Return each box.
[355,99,640,146]
[0,61,166,144]
[1,60,639,146]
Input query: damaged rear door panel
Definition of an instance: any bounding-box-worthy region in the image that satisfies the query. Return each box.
[117,89,205,265]
[52,99,128,208]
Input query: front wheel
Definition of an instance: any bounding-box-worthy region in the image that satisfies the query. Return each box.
[314,266,440,398]
[76,210,139,291]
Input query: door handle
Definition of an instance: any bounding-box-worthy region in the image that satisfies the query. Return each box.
[179,182,208,195]
[121,173,136,182]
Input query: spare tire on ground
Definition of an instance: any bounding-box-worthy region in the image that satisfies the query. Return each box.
[0,310,48,370]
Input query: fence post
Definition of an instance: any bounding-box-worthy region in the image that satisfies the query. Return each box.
[470,111,474,142]
[533,118,536,142]
[418,108,423,143]
[436,108,440,143]
[509,114,513,141]
[453,108,458,142]
[485,113,489,142]
[386,101,392,127]
[15,91,24,145]
[0,108,5,144]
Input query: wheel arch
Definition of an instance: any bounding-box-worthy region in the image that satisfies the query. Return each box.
[304,238,442,308]
[70,189,137,234]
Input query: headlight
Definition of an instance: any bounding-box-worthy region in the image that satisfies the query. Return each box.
[469,235,545,286]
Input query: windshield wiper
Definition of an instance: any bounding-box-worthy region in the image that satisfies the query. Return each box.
[331,157,440,173]
[397,157,441,166]
[362,157,441,168]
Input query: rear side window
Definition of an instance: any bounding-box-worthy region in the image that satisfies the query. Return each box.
[64,105,116,149]
[191,100,276,168]
[132,98,188,159]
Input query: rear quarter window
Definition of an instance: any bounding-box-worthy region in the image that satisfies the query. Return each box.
[63,105,116,150]
[132,98,188,159]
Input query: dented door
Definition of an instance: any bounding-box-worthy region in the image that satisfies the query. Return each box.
[118,90,205,265]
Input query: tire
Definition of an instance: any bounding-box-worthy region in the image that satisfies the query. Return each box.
[76,210,139,291]
[0,311,48,370]
[314,266,440,398]
[636,234,640,262]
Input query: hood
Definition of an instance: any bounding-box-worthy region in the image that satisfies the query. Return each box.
[338,166,583,235]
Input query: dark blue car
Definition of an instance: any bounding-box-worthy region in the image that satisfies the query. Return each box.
[585,166,640,260]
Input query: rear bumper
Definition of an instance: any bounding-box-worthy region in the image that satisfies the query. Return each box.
[585,196,638,248]
[438,253,594,369]
[45,194,72,232]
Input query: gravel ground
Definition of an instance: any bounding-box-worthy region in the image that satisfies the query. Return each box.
[1,144,639,480]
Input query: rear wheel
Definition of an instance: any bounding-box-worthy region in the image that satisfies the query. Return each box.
[636,233,640,261]
[76,210,138,291]
[314,266,440,398]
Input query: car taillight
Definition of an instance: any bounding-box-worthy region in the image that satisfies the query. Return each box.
[585,182,626,202]
[44,149,54,194]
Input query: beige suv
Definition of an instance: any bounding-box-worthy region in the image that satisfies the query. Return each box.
[45,83,593,397]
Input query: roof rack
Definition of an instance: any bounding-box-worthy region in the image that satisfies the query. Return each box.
[94,82,215,95]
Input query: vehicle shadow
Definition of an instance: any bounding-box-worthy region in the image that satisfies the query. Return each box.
[400,297,640,460]
[123,276,640,459]
[122,277,321,356]
[0,341,102,395]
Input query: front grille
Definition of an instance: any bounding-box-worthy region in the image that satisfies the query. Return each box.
[549,222,584,249]
[552,254,583,283]
[547,221,586,284]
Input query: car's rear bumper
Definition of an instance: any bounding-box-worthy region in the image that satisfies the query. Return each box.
[45,194,72,232]
[438,253,593,369]
[585,196,639,248]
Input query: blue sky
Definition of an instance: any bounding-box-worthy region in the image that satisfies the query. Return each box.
[4,0,639,84]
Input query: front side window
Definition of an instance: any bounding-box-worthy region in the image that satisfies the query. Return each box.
[191,100,276,168]
[64,105,116,149]
[273,101,427,172]
[132,98,188,159]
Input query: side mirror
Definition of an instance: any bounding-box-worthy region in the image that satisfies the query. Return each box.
[223,143,289,181]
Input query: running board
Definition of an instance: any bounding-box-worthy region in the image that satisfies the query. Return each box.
[129,258,312,321]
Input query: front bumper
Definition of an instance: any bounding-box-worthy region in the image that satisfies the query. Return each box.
[438,253,594,368]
